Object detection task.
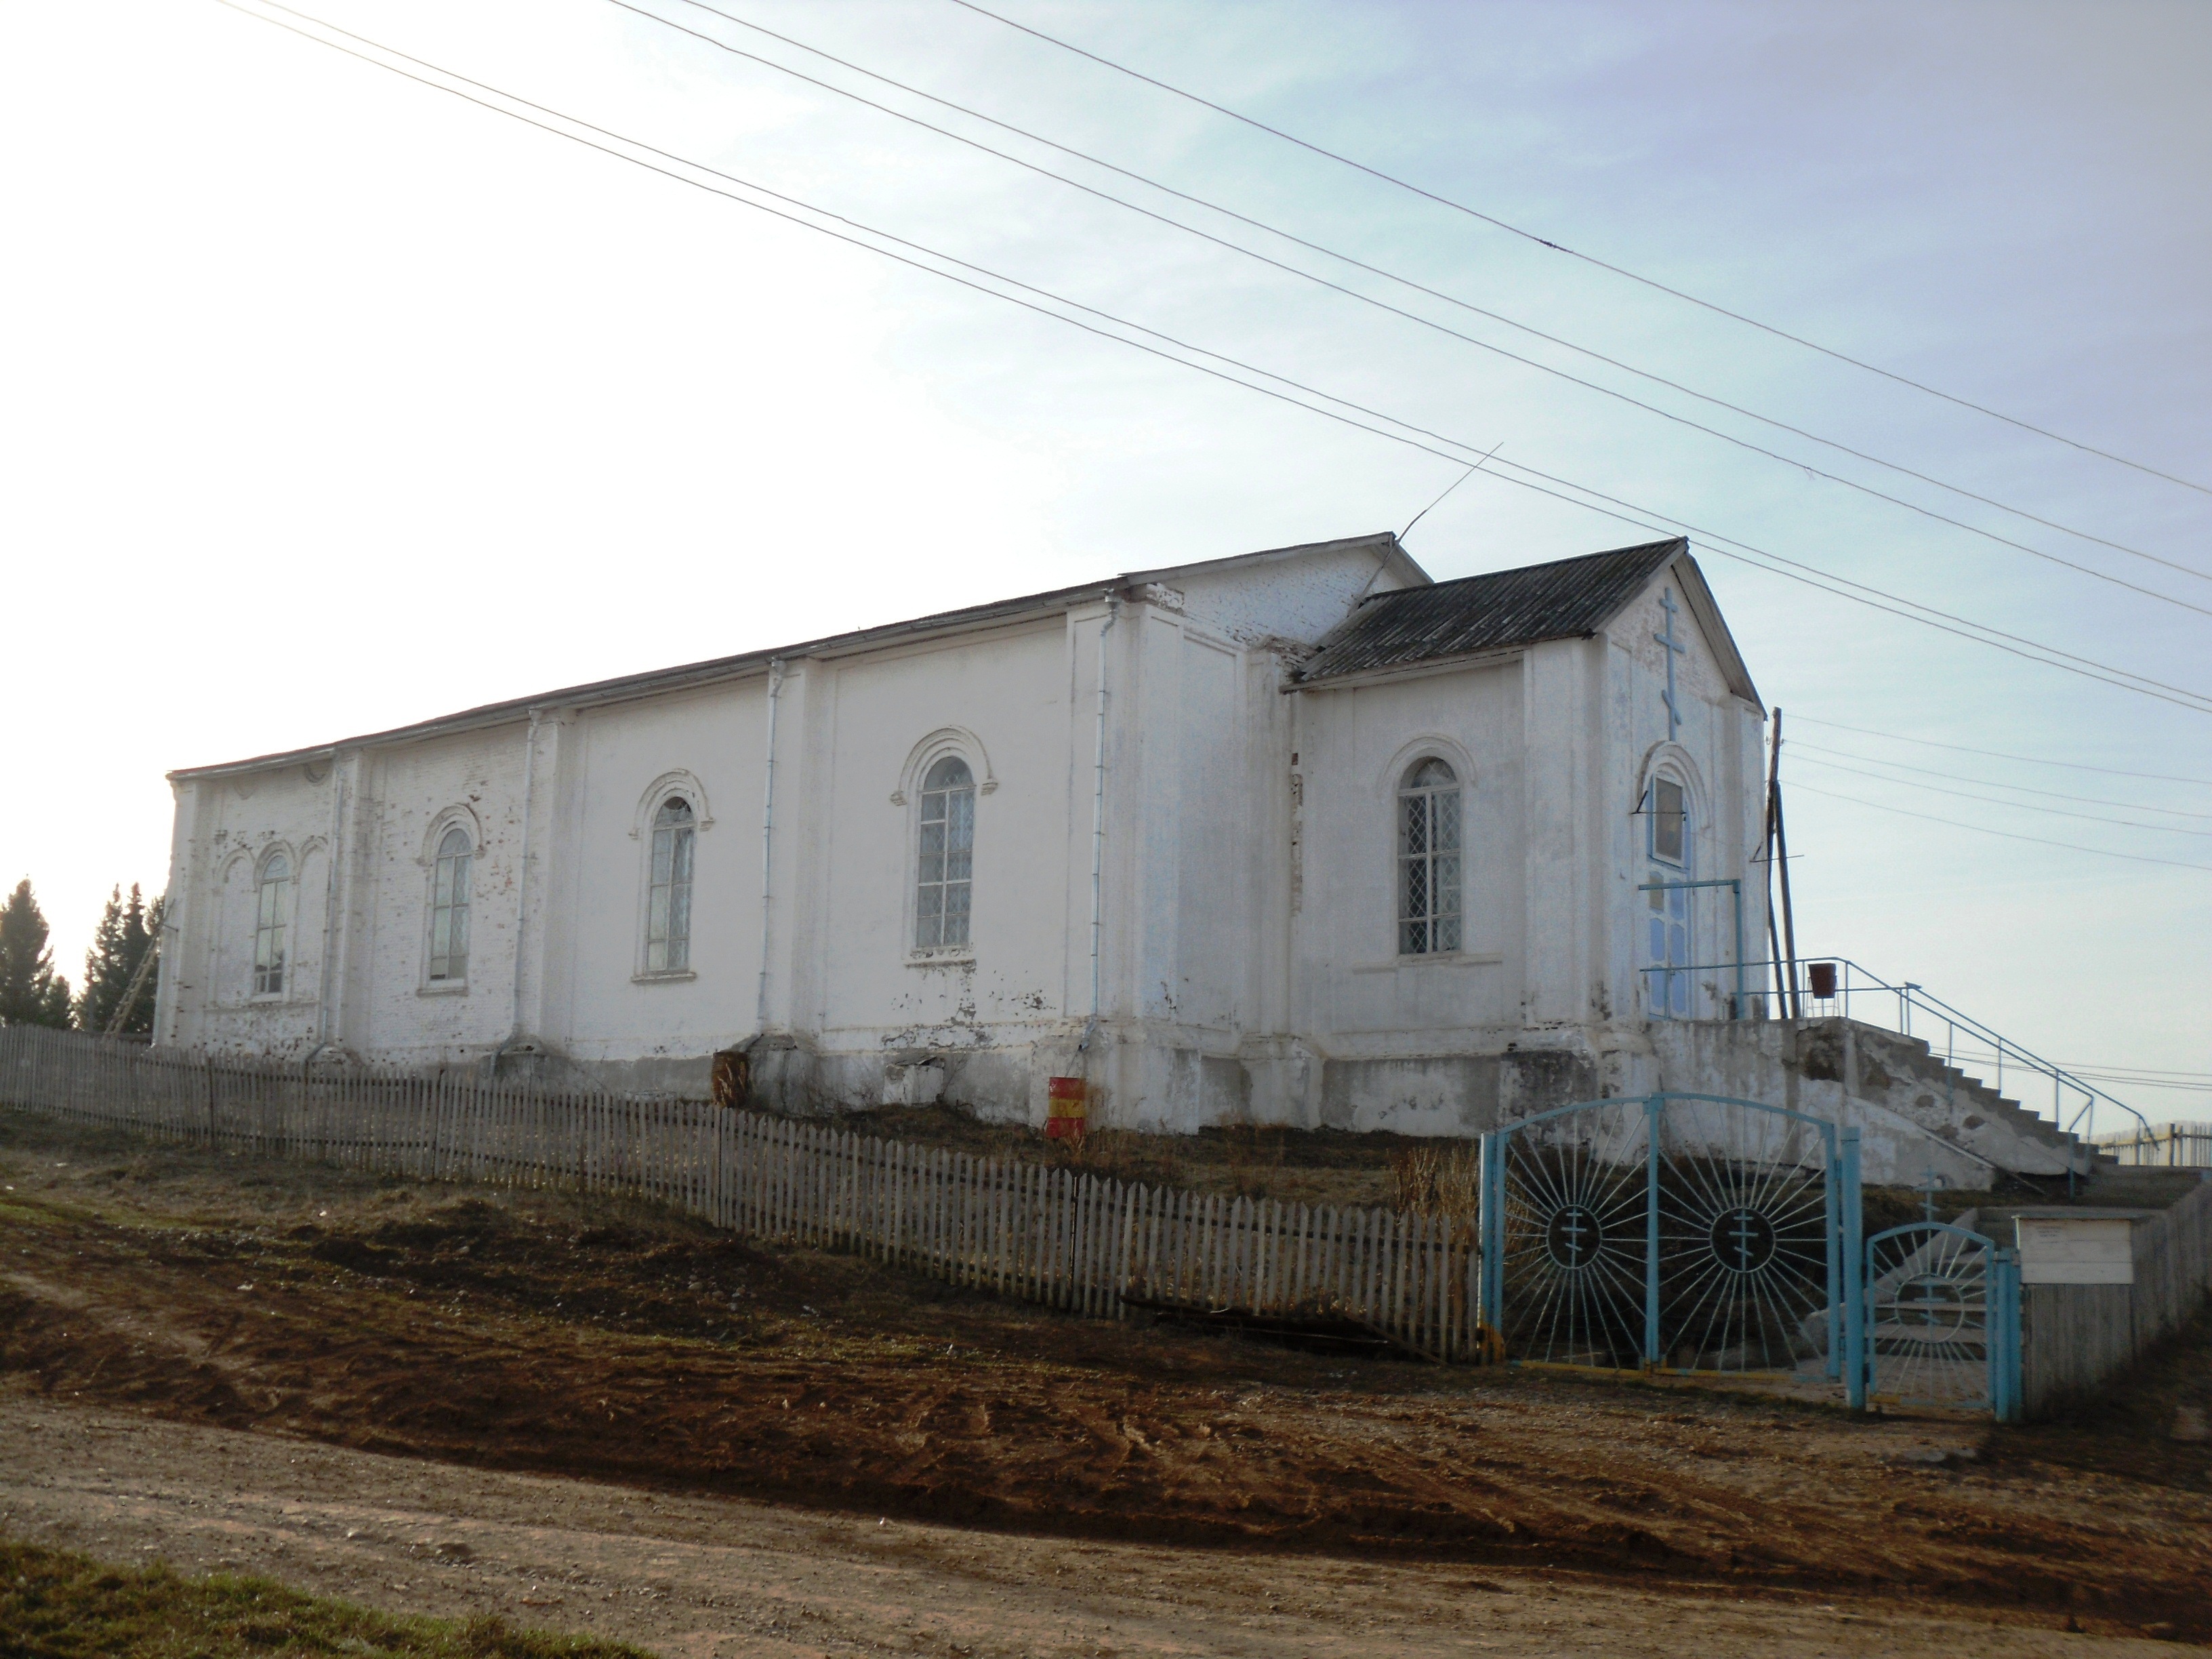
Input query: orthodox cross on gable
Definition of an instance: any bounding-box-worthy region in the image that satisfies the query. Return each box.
[1654,587,1686,741]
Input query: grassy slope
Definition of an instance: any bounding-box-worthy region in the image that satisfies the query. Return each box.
[0,1535,649,1659]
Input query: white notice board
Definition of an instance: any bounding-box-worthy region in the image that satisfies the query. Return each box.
[2015,1217,2134,1285]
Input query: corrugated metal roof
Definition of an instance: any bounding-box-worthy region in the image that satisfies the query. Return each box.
[1294,538,1686,684]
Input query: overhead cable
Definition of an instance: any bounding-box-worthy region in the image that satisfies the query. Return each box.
[215,0,2212,720]
[1788,741,2212,821]
[943,0,2212,497]
[1789,754,2212,837]
[612,0,2212,615]
[648,0,2208,590]
[1786,782,2212,872]
[1788,716,2212,786]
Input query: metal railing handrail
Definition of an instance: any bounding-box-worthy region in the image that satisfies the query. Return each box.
[1637,952,2151,1145]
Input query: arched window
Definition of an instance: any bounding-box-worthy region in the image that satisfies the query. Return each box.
[1646,771,1693,1016]
[646,795,695,972]
[428,825,472,983]
[252,852,289,996]
[916,756,975,950]
[1397,758,1462,955]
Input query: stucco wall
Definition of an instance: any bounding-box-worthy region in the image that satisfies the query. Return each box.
[156,544,1846,1160]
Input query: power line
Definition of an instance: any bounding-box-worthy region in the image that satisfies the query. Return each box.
[1788,740,2212,821]
[1786,780,2212,872]
[1790,715,2212,786]
[942,0,2212,498]
[1790,753,2212,837]
[216,1,2212,719]
[644,0,2210,592]
[611,0,2212,617]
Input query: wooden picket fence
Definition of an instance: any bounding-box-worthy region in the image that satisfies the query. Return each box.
[2093,1122,2212,1169]
[0,1027,1483,1361]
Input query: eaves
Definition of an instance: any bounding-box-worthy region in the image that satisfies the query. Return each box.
[1284,640,1547,693]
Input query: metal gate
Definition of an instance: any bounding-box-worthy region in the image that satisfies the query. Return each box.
[1479,1094,1864,1394]
[1864,1223,2021,1420]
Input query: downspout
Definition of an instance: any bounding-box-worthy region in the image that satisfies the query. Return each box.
[1079,596,1119,1055]
[499,712,541,1062]
[754,659,785,1035]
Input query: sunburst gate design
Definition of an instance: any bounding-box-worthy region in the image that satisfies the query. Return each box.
[1865,1224,1996,1409]
[1654,1099,1833,1373]
[1495,1101,1650,1368]
[1486,1094,1847,1378]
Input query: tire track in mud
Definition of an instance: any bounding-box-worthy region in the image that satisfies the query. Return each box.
[0,1138,2207,1641]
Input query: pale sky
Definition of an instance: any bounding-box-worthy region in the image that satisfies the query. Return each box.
[3,0,2206,1122]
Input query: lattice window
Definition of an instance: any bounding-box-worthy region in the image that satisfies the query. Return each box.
[916,756,975,950]
[1647,773,1692,1017]
[1397,758,1462,955]
[646,796,695,973]
[251,853,289,996]
[428,825,472,983]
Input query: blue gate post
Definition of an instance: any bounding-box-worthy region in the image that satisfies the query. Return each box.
[1823,1127,1842,1380]
[1991,1246,2023,1423]
[1478,1130,1504,1336]
[1841,1127,1866,1409]
[1643,1094,1664,1368]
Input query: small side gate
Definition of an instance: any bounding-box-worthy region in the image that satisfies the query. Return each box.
[1864,1223,2022,1420]
[1479,1093,1864,1395]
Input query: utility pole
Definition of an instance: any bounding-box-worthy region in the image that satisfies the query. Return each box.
[1770,708,1801,1020]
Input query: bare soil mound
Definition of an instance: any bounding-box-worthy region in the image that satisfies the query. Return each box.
[1,1115,2206,1641]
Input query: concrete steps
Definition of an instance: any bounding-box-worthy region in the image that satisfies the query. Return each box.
[1841,1021,2095,1177]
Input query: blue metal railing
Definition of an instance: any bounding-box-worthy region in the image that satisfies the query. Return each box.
[1637,953,2152,1149]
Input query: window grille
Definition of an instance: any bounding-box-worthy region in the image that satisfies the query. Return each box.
[647,796,695,973]
[252,853,289,996]
[1397,758,1462,955]
[428,825,472,983]
[916,756,975,950]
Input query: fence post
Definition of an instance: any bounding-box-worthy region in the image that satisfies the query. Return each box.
[1990,1246,2023,1423]
[1477,1130,1502,1337]
[1643,1094,1664,1369]
[1842,1126,1866,1411]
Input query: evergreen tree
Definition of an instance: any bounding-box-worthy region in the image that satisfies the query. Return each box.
[76,884,161,1036]
[0,880,73,1028]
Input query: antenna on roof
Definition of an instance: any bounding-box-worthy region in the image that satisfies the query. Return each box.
[1399,443,1503,542]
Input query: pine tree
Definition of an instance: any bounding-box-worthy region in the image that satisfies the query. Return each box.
[0,880,73,1028]
[76,883,161,1035]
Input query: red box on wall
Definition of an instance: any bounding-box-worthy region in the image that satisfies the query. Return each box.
[1046,1075,1088,1140]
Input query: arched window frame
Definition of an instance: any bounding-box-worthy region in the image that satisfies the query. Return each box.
[645,795,697,975]
[1395,756,1465,956]
[415,807,483,995]
[427,824,473,986]
[1637,750,1704,1018]
[895,731,992,961]
[632,772,712,983]
[251,847,291,998]
[913,754,977,954]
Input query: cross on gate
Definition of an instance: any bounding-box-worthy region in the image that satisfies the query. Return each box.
[1654,588,1686,740]
[1557,1206,1593,1266]
[1727,1208,1762,1271]
[1921,1167,1944,1223]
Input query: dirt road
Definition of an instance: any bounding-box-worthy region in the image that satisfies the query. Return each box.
[1,1391,2179,1658]
[1,1115,2207,1652]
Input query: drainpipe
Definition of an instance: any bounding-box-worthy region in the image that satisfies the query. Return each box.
[1079,596,1119,1056]
[755,659,786,1035]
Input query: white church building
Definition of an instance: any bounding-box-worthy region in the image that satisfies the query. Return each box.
[153,532,1776,1136]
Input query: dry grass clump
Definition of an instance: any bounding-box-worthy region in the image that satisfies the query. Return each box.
[1391,1143,1481,1228]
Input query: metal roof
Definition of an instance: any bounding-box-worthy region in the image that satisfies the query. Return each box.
[1292,537,1688,684]
[171,531,1426,781]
